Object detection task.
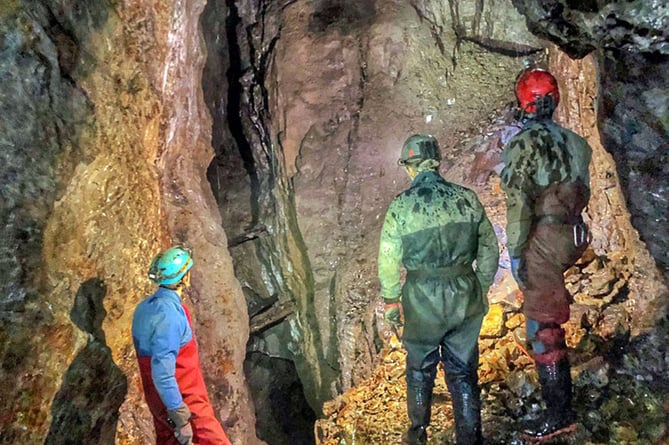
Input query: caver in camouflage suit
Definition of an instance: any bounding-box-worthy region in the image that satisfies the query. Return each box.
[378,134,499,445]
[501,68,592,440]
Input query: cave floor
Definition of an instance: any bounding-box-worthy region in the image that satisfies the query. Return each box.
[315,311,669,445]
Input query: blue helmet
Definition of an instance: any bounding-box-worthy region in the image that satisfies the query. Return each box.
[148,246,193,285]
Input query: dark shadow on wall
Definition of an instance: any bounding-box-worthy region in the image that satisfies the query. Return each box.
[310,0,376,32]
[0,1,115,441]
[44,278,127,445]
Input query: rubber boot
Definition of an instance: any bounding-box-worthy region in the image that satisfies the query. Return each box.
[402,384,431,445]
[522,358,576,440]
[446,375,483,445]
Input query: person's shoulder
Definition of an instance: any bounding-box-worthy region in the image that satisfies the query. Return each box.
[513,120,548,139]
[391,186,415,203]
[503,124,536,153]
[438,180,480,203]
[557,124,589,144]
[138,289,181,314]
[134,292,155,310]
[452,182,482,203]
[385,185,421,218]
[132,294,156,325]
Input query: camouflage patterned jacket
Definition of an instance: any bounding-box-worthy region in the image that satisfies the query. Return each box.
[500,119,592,258]
[378,171,499,302]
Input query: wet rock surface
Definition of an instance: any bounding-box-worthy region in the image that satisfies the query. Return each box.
[1,1,259,444]
[0,0,668,443]
[315,255,669,445]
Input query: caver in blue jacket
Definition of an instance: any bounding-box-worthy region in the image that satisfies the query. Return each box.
[132,286,193,410]
[134,246,231,444]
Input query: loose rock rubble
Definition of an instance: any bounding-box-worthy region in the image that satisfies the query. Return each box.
[315,253,669,445]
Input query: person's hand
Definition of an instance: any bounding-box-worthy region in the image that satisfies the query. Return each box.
[168,403,193,445]
[510,256,525,289]
[384,301,403,328]
[174,424,193,445]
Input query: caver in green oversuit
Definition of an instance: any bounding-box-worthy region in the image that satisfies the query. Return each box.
[378,134,499,445]
[501,68,592,440]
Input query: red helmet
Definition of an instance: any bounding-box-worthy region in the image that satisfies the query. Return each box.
[515,69,560,113]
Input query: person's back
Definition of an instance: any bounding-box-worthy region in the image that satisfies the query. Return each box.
[380,170,497,329]
[387,171,491,269]
[500,68,592,441]
[502,118,591,223]
[378,134,499,445]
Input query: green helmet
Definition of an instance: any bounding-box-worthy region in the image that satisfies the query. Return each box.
[148,246,193,285]
[399,134,441,166]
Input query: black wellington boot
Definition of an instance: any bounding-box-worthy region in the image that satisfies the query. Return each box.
[451,390,483,445]
[448,380,483,445]
[522,359,576,440]
[402,384,431,445]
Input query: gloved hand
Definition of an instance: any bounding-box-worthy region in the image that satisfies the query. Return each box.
[168,403,193,445]
[510,256,525,289]
[383,300,403,328]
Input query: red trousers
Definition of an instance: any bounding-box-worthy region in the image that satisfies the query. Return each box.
[138,306,231,445]
[521,222,587,325]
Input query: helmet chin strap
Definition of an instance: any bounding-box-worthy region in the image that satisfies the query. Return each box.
[405,166,419,180]
[160,270,191,295]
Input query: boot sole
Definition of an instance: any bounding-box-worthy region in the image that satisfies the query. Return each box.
[521,422,577,442]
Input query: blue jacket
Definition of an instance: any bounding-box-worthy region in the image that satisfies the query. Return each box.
[132,286,193,410]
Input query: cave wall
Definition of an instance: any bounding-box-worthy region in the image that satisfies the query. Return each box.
[276,0,541,395]
[212,0,548,410]
[213,0,668,422]
[548,50,667,334]
[0,1,259,443]
[1,0,667,443]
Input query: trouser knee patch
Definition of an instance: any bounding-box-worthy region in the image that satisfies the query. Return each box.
[533,325,567,364]
[535,326,566,348]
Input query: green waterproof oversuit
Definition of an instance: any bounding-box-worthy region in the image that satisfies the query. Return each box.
[501,118,592,438]
[378,171,499,444]
[501,118,591,360]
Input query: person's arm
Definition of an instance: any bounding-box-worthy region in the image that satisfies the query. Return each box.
[378,203,404,328]
[149,310,185,410]
[378,202,403,302]
[500,135,537,258]
[150,308,194,443]
[475,206,500,298]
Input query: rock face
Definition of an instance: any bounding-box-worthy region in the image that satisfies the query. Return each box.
[1,0,667,444]
[0,1,259,444]
[512,0,669,273]
[206,1,666,441]
[207,0,545,419]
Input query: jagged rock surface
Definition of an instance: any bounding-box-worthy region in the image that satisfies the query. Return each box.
[0,1,259,444]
